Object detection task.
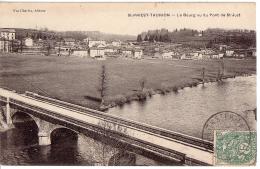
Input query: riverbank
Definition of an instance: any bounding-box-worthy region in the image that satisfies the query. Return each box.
[102,73,254,110]
[0,53,256,110]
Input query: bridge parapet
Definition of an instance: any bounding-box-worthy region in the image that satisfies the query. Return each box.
[0,88,214,165]
[24,91,214,150]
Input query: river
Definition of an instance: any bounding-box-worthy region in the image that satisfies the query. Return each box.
[0,76,256,165]
[107,75,256,138]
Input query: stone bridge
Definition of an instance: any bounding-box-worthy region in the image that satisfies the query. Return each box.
[0,87,214,166]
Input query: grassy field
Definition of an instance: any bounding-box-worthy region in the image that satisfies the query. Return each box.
[0,53,256,109]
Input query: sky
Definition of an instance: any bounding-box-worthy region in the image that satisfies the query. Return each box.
[0,2,256,35]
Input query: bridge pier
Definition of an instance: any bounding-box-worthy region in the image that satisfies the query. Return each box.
[0,98,15,129]
[38,132,51,146]
[6,97,12,125]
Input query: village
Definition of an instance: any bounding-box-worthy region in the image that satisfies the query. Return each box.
[0,28,256,60]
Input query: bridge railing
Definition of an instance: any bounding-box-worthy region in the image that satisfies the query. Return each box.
[8,96,194,164]
[0,87,214,165]
[23,91,213,151]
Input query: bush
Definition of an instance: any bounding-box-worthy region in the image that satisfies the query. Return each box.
[112,94,127,106]
[143,88,155,97]
[192,82,198,87]
[172,86,178,93]
[136,91,147,100]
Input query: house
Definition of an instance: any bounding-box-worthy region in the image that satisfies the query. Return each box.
[104,46,119,54]
[183,53,193,60]
[253,51,256,57]
[189,52,200,59]
[153,52,162,59]
[72,49,89,58]
[89,47,105,59]
[0,28,15,40]
[218,53,224,58]
[63,38,76,46]
[55,46,72,56]
[197,53,203,60]
[233,51,245,58]
[211,53,220,59]
[133,49,143,59]
[154,47,160,52]
[97,43,106,48]
[180,54,186,60]
[226,50,234,57]
[202,54,211,59]
[112,41,121,47]
[219,45,228,51]
[83,37,90,43]
[24,37,33,47]
[88,40,106,48]
[0,37,11,52]
[162,51,173,59]
[121,48,133,57]
[195,33,202,37]
[245,48,256,58]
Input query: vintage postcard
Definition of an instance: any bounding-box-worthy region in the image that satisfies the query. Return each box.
[0,2,256,166]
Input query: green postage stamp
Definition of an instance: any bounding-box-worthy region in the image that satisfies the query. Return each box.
[214,131,256,165]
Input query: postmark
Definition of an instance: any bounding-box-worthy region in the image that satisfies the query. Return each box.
[214,131,256,166]
[202,111,251,141]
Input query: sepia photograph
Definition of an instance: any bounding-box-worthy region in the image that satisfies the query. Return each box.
[0,1,257,166]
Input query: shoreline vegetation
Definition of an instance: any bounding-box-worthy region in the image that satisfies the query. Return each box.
[101,73,254,110]
[0,53,256,113]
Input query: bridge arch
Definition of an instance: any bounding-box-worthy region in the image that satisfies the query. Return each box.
[108,152,136,166]
[11,111,39,132]
[50,127,78,144]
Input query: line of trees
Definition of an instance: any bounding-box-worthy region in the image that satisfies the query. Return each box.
[136,28,256,48]
[137,28,199,42]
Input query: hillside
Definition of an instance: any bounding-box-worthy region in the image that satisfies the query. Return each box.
[3,28,136,41]
[137,28,256,48]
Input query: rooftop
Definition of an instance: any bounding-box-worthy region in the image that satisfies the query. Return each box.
[0,28,16,33]
[64,38,75,42]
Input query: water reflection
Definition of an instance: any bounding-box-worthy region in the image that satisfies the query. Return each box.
[0,121,91,165]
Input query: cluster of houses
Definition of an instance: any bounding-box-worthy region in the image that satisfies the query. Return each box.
[0,28,256,60]
[148,44,256,60]
[59,38,144,60]
[0,28,144,60]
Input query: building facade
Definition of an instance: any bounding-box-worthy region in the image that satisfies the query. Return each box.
[0,38,11,52]
[0,28,16,40]
[89,47,105,59]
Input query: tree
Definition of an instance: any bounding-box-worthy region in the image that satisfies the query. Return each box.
[68,48,72,56]
[159,35,163,42]
[148,34,154,42]
[136,34,142,42]
[154,35,158,42]
[139,77,147,91]
[98,65,108,107]
[44,40,52,56]
[144,35,148,41]
[19,39,24,53]
[201,67,205,86]
[57,38,62,56]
